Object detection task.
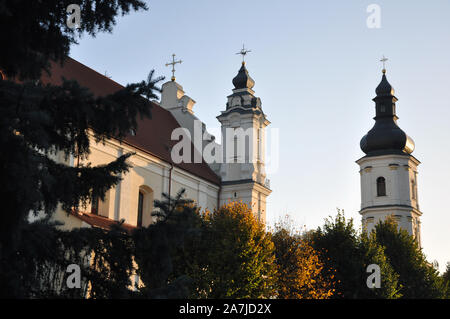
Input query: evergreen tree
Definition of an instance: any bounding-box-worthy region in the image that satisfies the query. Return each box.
[132,190,203,298]
[310,211,401,299]
[443,262,450,298]
[12,217,135,298]
[0,0,164,297]
[374,217,446,298]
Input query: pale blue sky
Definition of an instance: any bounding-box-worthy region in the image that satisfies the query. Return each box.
[70,0,450,272]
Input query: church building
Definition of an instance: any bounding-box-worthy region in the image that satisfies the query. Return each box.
[43,54,271,231]
[357,66,422,245]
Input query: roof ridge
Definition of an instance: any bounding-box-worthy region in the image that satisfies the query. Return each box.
[66,56,125,89]
[45,57,221,186]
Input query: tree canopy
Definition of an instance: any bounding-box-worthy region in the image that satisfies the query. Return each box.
[0,0,163,297]
[272,221,335,299]
[374,217,446,298]
[310,211,401,299]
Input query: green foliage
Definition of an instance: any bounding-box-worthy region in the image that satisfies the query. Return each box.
[0,0,148,80]
[310,210,401,299]
[5,193,447,300]
[166,201,278,299]
[0,0,163,298]
[197,202,277,298]
[443,262,450,298]
[359,231,402,299]
[132,189,203,298]
[3,190,202,299]
[4,219,135,298]
[374,217,446,298]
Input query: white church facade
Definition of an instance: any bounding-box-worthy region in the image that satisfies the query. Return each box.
[42,55,271,231]
[357,68,422,245]
[37,54,424,245]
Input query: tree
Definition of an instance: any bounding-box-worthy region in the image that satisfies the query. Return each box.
[133,195,278,299]
[132,190,203,298]
[374,217,446,298]
[0,0,149,80]
[443,262,450,298]
[310,210,401,299]
[10,217,136,299]
[198,202,278,298]
[272,219,335,299]
[0,0,164,298]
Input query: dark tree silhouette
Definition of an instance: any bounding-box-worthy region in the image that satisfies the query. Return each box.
[0,0,164,297]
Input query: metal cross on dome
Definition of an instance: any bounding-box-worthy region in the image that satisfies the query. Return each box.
[380,55,388,72]
[236,44,251,63]
[165,53,182,81]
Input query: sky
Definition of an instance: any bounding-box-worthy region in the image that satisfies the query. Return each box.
[70,0,450,272]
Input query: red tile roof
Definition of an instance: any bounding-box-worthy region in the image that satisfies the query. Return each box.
[41,57,221,186]
[70,210,136,233]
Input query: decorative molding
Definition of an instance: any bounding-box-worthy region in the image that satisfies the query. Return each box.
[364,166,373,173]
[389,163,399,170]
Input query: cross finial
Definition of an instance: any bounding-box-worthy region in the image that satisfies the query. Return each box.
[380,55,388,74]
[236,44,251,65]
[165,53,182,81]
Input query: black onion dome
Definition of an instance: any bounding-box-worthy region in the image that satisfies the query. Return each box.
[375,72,395,96]
[360,71,415,156]
[232,63,255,89]
[360,123,415,156]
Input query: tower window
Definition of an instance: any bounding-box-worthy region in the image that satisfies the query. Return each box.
[377,177,386,197]
[137,191,144,227]
[233,135,238,162]
[411,177,417,200]
[257,127,261,161]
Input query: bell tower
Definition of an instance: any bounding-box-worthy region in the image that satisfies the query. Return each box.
[357,64,422,245]
[217,55,271,223]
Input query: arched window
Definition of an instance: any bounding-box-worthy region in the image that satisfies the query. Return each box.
[137,186,154,227]
[377,177,386,197]
[137,191,144,227]
[233,135,238,163]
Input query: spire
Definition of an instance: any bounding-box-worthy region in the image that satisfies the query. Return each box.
[373,69,397,118]
[232,45,255,90]
[222,49,265,113]
[360,68,415,156]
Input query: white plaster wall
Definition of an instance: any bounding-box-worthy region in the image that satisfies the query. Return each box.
[220,182,270,223]
[357,154,422,245]
[53,134,219,228]
[358,155,419,210]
